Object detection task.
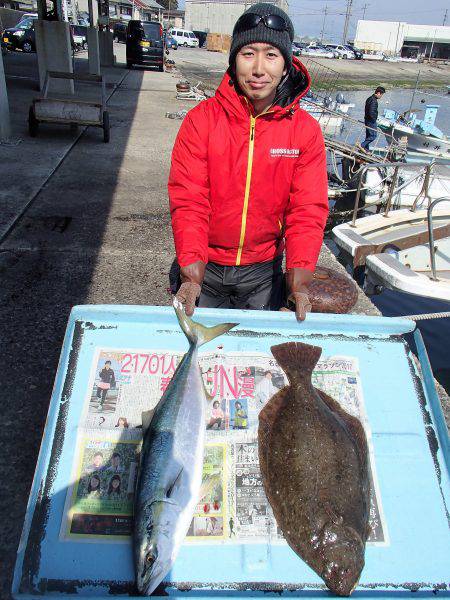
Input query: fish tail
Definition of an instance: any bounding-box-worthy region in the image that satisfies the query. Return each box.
[174,298,238,347]
[271,342,321,382]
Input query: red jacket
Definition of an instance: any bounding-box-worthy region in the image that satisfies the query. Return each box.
[168,58,329,271]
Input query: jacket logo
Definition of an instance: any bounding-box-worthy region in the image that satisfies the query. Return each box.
[270,148,300,158]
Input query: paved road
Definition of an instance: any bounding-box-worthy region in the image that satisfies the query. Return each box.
[0,51,182,599]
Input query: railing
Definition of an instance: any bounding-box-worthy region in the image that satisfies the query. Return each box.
[348,161,437,227]
[427,197,449,281]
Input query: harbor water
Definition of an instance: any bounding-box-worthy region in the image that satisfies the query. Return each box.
[328,87,450,394]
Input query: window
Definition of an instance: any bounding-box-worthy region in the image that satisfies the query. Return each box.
[189,32,196,38]
[17,18,33,29]
[184,32,189,37]
[142,22,161,40]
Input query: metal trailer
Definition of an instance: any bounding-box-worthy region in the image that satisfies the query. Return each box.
[28,71,110,143]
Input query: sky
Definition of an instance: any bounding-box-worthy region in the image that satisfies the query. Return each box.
[179,0,449,43]
[287,0,449,42]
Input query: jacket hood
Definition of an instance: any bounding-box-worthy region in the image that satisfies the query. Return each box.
[215,56,311,120]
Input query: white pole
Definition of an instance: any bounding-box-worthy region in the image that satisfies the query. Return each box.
[429,28,437,59]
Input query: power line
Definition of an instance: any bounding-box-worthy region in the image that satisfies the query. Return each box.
[443,8,448,25]
[361,3,369,19]
[320,4,327,42]
[341,0,352,43]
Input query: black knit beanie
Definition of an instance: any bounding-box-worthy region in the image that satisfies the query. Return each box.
[229,3,294,72]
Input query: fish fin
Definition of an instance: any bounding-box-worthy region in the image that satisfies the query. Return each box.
[316,388,368,467]
[271,342,322,383]
[173,297,238,347]
[141,408,156,433]
[166,467,184,498]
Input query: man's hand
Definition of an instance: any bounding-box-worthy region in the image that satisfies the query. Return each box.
[284,267,314,322]
[175,282,201,317]
[287,292,312,322]
[174,260,206,317]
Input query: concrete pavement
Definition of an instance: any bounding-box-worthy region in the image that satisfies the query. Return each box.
[0,46,188,599]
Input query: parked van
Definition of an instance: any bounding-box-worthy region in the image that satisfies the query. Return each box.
[126,20,164,70]
[169,28,199,47]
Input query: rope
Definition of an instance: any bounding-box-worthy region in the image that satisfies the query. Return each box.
[400,312,450,321]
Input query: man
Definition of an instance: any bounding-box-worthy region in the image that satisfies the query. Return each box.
[107,452,124,474]
[169,3,328,321]
[85,451,105,474]
[255,371,278,405]
[361,86,386,151]
[96,359,116,409]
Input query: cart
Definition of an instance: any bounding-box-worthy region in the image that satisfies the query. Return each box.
[28,71,110,143]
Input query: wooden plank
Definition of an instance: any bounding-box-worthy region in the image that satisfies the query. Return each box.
[354,222,450,267]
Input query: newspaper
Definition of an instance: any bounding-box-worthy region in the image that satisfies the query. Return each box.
[60,347,388,546]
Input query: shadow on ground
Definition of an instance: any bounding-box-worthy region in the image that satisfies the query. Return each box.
[0,49,179,598]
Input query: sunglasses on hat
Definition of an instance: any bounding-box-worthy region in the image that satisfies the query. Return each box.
[234,13,289,35]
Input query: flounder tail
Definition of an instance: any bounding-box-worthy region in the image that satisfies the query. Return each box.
[271,341,322,382]
[173,298,238,347]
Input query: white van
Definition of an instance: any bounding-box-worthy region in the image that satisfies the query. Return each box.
[170,28,199,47]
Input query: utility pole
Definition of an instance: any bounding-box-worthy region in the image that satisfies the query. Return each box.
[320,5,328,44]
[362,3,369,20]
[341,0,353,44]
[443,9,448,26]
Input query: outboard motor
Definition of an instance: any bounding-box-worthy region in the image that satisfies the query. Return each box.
[323,96,333,108]
[335,92,345,105]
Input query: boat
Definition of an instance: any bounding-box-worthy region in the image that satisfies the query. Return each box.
[327,160,450,232]
[332,203,450,270]
[302,92,355,135]
[377,105,450,162]
[363,199,450,301]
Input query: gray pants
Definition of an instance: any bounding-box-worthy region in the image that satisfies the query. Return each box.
[170,258,284,311]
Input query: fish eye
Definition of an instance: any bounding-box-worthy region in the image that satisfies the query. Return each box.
[146,554,155,564]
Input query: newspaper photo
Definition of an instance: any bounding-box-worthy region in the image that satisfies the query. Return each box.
[61,347,388,546]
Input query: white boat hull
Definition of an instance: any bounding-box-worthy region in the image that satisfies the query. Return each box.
[378,118,450,161]
[364,239,450,302]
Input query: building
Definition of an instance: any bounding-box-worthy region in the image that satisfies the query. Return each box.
[77,0,165,22]
[162,8,184,29]
[185,0,288,36]
[354,20,450,59]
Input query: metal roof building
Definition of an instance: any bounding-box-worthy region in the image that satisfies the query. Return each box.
[185,0,289,36]
[354,20,450,58]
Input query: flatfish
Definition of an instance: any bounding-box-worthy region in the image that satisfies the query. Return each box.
[258,341,370,596]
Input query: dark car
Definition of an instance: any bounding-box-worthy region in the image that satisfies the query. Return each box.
[192,30,207,48]
[345,44,363,59]
[71,24,88,50]
[113,22,127,43]
[126,20,164,70]
[164,33,178,50]
[2,16,35,53]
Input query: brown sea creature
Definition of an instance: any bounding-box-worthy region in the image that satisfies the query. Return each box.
[306,266,358,314]
[258,342,370,596]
